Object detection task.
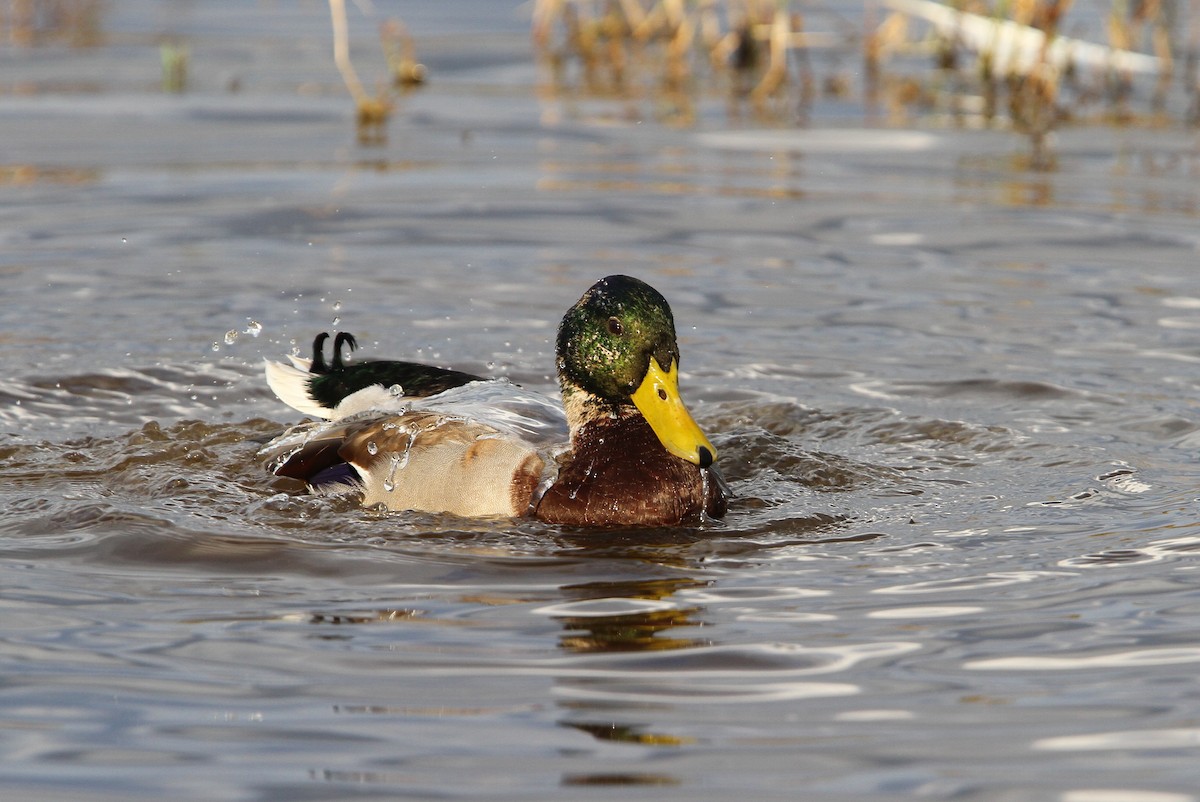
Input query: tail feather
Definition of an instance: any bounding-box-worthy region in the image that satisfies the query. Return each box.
[264,359,334,419]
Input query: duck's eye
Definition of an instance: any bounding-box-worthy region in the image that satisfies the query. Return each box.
[606,317,624,336]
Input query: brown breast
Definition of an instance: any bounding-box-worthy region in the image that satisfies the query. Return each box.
[535,416,728,526]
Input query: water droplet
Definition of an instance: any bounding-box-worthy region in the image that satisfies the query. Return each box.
[244,320,263,337]
[366,441,378,455]
[389,384,405,397]
[332,317,340,326]
[121,237,127,244]
[211,342,221,352]
[333,300,343,312]
[383,450,406,493]
[395,438,413,470]
[224,330,238,345]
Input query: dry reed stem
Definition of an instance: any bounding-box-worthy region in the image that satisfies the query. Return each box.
[329,0,369,104]
[328,0,392,141]
[750,3,793,105]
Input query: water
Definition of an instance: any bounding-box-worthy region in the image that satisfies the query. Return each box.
[3,2,1200,800]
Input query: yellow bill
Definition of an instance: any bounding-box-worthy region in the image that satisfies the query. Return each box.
[630,357,717,468]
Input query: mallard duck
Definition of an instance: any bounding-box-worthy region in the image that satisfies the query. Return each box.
[261,275,728,526]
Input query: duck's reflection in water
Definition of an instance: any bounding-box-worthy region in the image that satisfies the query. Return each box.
[546,576,706,786]
[546,577,710,654]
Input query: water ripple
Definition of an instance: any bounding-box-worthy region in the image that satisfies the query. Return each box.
[674,586,830,603]
[1060,535,1200,568]
[1034,727,1200,751]
[552,680,860,705]
[1061,793,1196,802]
[868,605,986,619]
[966,646,1200,671]
[532,598,680,617]
[398,641,921,681]
[873,571,1076,594]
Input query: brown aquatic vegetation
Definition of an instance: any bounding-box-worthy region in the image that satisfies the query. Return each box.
[533,0,1185,169]
[328,0,392,144]
[380,19,427,90]
[2,0,103,47]
[868,0,1179,168]
[6,0,1186,165]
[326,0,427,144]
[532,0,825,123]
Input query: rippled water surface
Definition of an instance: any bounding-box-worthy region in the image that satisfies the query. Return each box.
[3,3,1200,800]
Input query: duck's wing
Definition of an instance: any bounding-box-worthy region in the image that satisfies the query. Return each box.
[263,410,551,517]
[260,417,354,485]
[262,378,570,517]
[398,379,569,449]
[344,413,548,517]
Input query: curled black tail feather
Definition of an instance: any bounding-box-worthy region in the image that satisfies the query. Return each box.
[332,332,357,370]
[310,332,331,374]
[309,331,358,376]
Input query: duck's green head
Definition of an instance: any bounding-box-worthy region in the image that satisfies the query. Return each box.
[556,275,717,468]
